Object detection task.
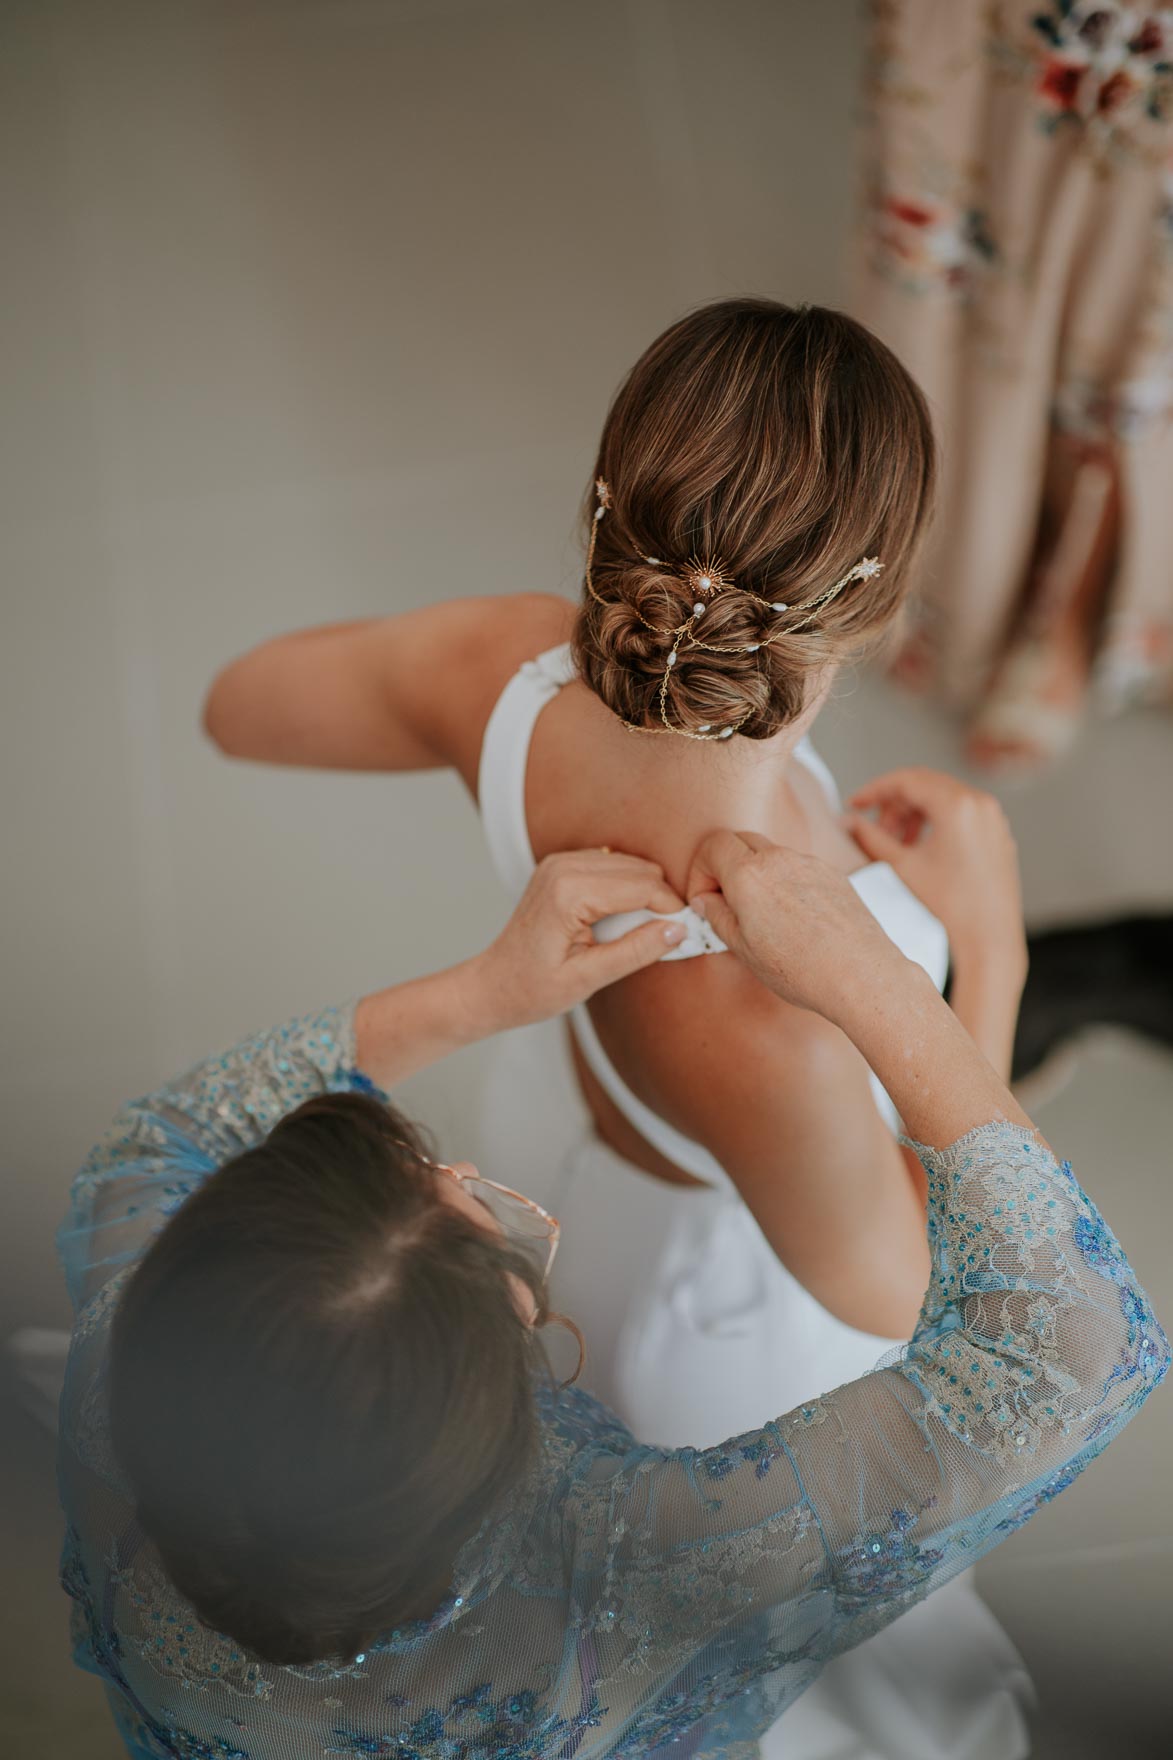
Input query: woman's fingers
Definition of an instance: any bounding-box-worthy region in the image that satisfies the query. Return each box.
[583,875,687,918]
[684,827,764,902]
[576,869,685,919]
[844,811,907,867]
[877,800,925,846]
[688,886,741,952]
[849,767,952,814]
[539,850,685,917]
[578,916,687,989]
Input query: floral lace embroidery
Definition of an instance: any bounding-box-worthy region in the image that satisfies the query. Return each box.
[568,1425,819,1680]
[900,1126,1136,1464]
[61,1524,123,1682]
[74,1377,135,1501]
[72,1264,135,1347]
[57,1010,1168,1760]
[128,1722,249,1760]
[324,1686,605,1759]
[110,1544,275,1701]
[832,1502,943,1614]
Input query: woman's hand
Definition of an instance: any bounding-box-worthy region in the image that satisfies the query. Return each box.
[357,852,685,1090]
[684,827,1034,1149]
[686,830,905,1022]
[474,850,688,1028]
[844,768,1026,975]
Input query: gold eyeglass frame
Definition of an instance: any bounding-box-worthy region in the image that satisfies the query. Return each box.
[391,1137,561,1279]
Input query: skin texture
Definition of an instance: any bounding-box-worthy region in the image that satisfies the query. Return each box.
[206,593,1026,1337]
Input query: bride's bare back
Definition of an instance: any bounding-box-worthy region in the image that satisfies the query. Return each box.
[492,598,932,1332]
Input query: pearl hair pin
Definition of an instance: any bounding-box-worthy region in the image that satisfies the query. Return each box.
[584,477,884,742]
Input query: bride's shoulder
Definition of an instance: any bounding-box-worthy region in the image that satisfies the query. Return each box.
[429,592,575,774]
[443,592,573,685]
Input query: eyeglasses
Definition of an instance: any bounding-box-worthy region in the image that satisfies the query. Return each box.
[435,1165,561,1281]
[389,1138,560,1280]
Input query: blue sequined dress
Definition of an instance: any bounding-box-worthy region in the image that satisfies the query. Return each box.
[57,1005,1168,1760]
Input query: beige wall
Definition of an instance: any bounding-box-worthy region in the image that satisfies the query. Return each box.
[0,0,865,1340]
[2,2,1170,1753]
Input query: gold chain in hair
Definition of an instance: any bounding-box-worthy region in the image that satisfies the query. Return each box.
[584,478,883,741]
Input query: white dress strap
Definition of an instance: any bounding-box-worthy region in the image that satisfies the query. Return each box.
[477,642,721,961]
[477,645,576,896]
[569,1004,732,1188]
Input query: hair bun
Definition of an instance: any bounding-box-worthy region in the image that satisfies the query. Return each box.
[570,300,934,739]
[578,537,799,738]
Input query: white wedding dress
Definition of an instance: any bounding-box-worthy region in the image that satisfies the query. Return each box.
[475,643,1034,1760]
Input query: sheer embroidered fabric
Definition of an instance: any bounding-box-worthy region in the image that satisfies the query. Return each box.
[56,1008,1167,1760]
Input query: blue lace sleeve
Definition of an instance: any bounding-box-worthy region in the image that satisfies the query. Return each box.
[56,1004,369,1314]
[53,1062,1169,1759]
[561,1123,1169,1751]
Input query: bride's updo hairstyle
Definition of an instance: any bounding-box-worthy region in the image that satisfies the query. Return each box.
[573,299,935,740]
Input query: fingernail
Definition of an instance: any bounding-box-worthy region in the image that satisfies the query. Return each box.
[663,922,686,944]
[688,895,707,919]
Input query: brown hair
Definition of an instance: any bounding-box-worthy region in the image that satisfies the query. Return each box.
[573,299,935,739]
[109,1092,552,1666]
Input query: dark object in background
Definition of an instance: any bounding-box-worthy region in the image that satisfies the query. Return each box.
[1013,913,1173,1084]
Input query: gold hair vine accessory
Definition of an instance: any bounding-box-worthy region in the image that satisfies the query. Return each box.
[585,478,883,741]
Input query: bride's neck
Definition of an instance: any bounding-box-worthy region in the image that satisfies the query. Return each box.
[584,690,830,876]
[535,680,835,894]
[639,719,810,816]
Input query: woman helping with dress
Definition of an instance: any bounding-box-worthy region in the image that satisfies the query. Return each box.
[59,832,1166,1760]
[203,301,1039,1753]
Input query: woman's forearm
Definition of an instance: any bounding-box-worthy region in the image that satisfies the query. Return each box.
[354,954,507,1091]
[832,955,1033,1150]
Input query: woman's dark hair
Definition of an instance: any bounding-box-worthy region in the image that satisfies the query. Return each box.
[573,299,935,738]
[109,1092,550,1667]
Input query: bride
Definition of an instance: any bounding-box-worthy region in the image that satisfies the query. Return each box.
[203,298,1035,1757]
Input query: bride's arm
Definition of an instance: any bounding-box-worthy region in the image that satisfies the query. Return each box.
[200,594,570,785]
[846,768,1028,1082]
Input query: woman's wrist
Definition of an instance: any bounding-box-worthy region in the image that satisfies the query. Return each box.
[354,957,512,1090]
[813,942,926,1040]
[823,947,934,1040]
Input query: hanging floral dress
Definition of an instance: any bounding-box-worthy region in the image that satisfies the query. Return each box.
[854,2,1173,759]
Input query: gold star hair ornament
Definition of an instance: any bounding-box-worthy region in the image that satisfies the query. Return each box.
[585,478,883,741]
